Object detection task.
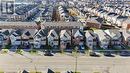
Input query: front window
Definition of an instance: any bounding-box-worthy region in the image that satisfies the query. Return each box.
[88,40,92,42]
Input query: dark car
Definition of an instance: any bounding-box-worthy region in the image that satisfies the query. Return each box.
[44,50,54,56]
[104,51,114,57]
[89,52,100,57]
[120,51,130,56]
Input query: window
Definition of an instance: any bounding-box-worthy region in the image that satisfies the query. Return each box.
[1,1,14,14]
[88,40,92,42]
[51,33,55,37]
[0,37,2,41]
[64,34,67,38]
[89,44,92,46]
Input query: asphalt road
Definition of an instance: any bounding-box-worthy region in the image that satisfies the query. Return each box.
[0,52,130,73]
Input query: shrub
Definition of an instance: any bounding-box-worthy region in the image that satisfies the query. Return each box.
[1,49,9,54]
[54,72,60,73]
[30,72,41,73]
[0,71,4,73]
[93,72,100,73]
[29,49,38,55]
[16,49,23,55]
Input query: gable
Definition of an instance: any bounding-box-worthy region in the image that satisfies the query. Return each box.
[105,29,121,39]
[85,31,92,38]
[60,30,71,40]
[74,30,83,38]
[37,29,46,37]
[25,31,31,36]
[48,29,58,39]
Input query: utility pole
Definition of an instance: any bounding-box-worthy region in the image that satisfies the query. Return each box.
[75,51,78,73]
[74,46,78,73]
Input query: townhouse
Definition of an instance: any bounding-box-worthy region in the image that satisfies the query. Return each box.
[85,30,93,49]
[97,9,104,16]
[115,16,128,27]
[100,10,108,18]
[0,32,4,47]
[122,18,130,29]
[2,29,15,45]
[91,7,97,15]
[103,12,110,20]
[58,6,69,21]
[22,29,36,49]
[10,30,21,46]
[42,6,53,22]
[72,29,85,50]
[107,13,118,23]
[115,8,121,14]
[121,29,130,47]
[47,29,59,49]
[33,35,41,49]
[111,14,120,24]
[105,29,122,48]
[125,10,130,17]
[34,29,46,49]
[60,30,71,49]
[94,30,110,49]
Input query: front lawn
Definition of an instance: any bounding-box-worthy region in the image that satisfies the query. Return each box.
[126,46,130,50]
[0,69,4,73]
[29,49,38,55]
[29,71,42,73]
[15,49,24,55]
[93,72,101,73]
[54,71,61,73]
[72,48,79,57]
[112,47,121,51]
[0,71,4,73]
[1,49,9,54]
[90,28,98,30]
[97,47,104,51]
[72,72,81,73]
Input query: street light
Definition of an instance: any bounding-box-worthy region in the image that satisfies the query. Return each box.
[74,46,78,73]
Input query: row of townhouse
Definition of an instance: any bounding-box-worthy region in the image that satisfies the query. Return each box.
[31,29,130,49]
[86,6,130,29]
[34,29,85,49]
[58,5,69,21]
[0,28,84,49]
[85,29,130,50]
[58,5,78,22]
[0,29,37,48]
[103,5,130,16]
[0,28,129,50]
[0,3,40,21]
[42,5,53,22]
